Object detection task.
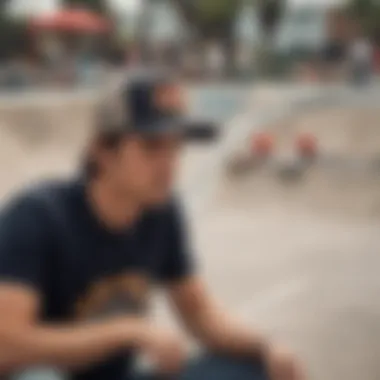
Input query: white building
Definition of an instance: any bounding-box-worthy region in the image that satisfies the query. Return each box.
[236,0,348,53]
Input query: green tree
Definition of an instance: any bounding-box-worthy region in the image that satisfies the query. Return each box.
[172,0,243,75]
[63,0,108,14]
[195,0,241,27]
[256,0,284,39]
[255,0,286,77]
[347,0,380,41]
[0,0,31,61]
[0,17,30,61]
[173,0,286,76]
[174,0,242,38]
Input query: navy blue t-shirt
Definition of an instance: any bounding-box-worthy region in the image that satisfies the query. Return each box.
[0,179,194,380]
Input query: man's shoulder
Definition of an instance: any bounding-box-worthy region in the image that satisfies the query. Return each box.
[0,178,77,223]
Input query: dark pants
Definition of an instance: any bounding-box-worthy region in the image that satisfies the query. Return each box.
[134,354,268,380]
[15,354,268,380]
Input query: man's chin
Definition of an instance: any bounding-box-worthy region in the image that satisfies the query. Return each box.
[145,192,171,207]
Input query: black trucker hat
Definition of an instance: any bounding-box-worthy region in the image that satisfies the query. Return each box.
[96,68,193,137]
[96,68,219,142]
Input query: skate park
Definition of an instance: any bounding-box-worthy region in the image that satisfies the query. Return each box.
[1,83,380,380]
[198,86,380,380]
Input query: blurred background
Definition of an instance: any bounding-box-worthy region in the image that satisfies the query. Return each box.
[1,1,380,380]
[0,0,379,87]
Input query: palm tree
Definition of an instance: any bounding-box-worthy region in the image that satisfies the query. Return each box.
[173,0,243,75]
[0,2,30,62]
[347,0,380,41]
[174,0,286,76]
[255,0,285,76]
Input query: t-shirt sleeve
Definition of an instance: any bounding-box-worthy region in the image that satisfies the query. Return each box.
[158,200,196,283]
[0,195,51,293]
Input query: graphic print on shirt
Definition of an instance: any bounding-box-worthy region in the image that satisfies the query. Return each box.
[75,272,150,320]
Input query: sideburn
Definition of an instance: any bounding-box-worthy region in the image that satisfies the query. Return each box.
[83,130,127,180]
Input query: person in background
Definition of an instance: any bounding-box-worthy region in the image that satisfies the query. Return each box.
[0,69,305,380]
[319,37,348,82]
[374,44,380,74]
[348,23,374,86]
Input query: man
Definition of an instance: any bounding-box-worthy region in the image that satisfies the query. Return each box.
[0,70,304,380]
[348,24,373,86]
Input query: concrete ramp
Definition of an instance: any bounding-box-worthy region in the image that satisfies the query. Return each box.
[226,106,380,218]
[0,97,95,199]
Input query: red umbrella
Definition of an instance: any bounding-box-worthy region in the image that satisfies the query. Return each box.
[30,9,111,33]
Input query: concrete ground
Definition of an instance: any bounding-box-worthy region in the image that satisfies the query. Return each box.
[189,105,380,380]
[197,179,380,380]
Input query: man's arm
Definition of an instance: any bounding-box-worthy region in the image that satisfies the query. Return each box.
[0,284,144,373]
[160,200,304,379]
[0,195,186,375]
[158,201,265,356]
[0,282,186,375]
[158,200,266,357]
[167,277,267,357]
[0,196,144,372]
[167,277,305,380]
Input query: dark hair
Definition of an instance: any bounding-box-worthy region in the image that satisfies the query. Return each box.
[83,129,127,179]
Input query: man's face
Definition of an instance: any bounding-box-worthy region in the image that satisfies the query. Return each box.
[108,134,183,205]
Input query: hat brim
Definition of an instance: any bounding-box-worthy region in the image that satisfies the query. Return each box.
[136,117,220,143]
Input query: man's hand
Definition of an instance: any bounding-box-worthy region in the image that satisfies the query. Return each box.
[0,283,185,374]
[265,345,305,380]
[135,324,187,376]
